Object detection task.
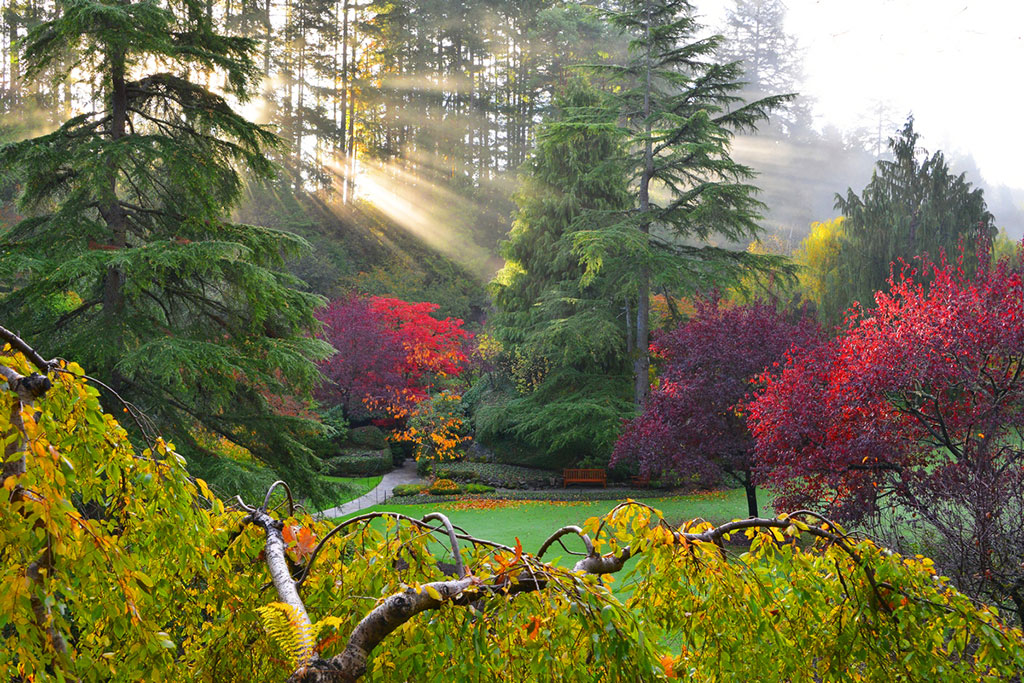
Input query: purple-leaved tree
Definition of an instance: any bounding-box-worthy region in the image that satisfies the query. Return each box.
[612,298,821,517]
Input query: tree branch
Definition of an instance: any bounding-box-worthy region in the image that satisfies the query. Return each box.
[0,325,56,373]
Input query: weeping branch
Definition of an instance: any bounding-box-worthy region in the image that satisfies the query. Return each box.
[236,486,897,683]
[235,496,317,666]
[0,341,72,671]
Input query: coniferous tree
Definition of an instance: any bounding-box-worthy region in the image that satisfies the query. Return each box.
[486,79,634,462]
[831,117,996,318]
[0,0,332,496]
[718,0,800,96]
[574,0,792,407]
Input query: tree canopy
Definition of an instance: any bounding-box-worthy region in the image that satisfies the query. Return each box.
[484,79,634,463]
[613,298,821,516]
[572,0,794,406]
[0,0,332,496]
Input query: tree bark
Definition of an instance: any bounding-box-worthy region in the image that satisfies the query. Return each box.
[633,0,654,409]
[744,480,759,518]
[100,47,128,337]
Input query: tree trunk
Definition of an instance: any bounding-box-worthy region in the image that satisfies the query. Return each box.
[744,480,759,518]
[633,0,654,409]
[101,47,128,331]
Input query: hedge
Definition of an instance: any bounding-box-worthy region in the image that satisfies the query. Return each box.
[432,462,557,489]
[324,452,392,476]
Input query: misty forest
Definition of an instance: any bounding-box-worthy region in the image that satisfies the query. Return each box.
[3,0,1024,680]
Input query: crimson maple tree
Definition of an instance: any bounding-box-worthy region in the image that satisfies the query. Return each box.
[749,248,1024,622]
[367,297,472,387]
[612,298,821,517]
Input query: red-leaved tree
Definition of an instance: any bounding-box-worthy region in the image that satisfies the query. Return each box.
[367,297,472,387]
[316,296,472,420]
[749,250,1024,622]
[612,299,822,517]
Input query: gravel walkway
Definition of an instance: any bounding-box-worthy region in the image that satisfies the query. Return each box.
[318,459,422,518]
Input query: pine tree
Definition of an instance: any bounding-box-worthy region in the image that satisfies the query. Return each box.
[486,79,634,461]
[832,117,996,317]
[0,0,332,496]
[574,0,792,407]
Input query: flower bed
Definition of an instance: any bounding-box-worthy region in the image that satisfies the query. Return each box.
[384,488,667,505]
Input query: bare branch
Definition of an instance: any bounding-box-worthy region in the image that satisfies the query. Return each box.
[537,525,593,559]
[421,512,465,578]
[246,507,316,665]
[262,480,295,516]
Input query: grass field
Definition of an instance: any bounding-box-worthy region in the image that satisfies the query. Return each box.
[338,487,768,562]
[323,475,383,506]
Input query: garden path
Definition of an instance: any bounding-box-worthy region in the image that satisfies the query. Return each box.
[318,460,421,518]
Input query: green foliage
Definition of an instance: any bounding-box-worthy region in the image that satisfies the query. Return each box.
[502,370,634,463]
[830,117,996,318]
[324,452,393,477]
[352,259,488,324]
[571,0,794,404]
[792,216,849,320]
[256,602,316,669]
[0,0,333,498]
[0,352,228,680]
[318,404,350,442]
[615,508,1024,681]
[487,79,635,464]
[464,483,495,494]
[5,353,1024,682]
[433,461,560,489]
[992,227,1022,267]
[468,374,623,469]
[186,453,281,504]
[348,425,388,450]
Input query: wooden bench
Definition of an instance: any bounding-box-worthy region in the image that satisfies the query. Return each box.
[563,468,606,488]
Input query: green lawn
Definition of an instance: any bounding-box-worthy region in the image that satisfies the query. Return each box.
[323,475,383,506]
[337,487,767,562]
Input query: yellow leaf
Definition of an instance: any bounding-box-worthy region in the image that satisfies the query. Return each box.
[424,585,443,601]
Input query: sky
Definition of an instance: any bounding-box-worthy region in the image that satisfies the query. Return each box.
[697,0,1024,189]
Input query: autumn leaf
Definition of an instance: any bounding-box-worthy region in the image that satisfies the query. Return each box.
[660,653,677,679]
[524,615,542,640]
[283,525,317,564]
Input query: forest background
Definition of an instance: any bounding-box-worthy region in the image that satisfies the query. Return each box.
[2,0,1023,492]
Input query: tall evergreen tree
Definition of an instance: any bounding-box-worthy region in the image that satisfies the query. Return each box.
[716,0,812,135]
[831,117,996,318]
[574,0,792,407]
[0,0,332,496]
[486,79,634,461]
